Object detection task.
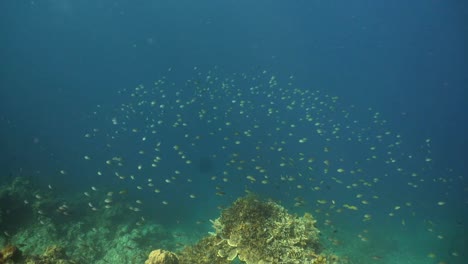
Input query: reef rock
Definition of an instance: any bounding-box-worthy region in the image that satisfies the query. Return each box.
[145,249,179,264]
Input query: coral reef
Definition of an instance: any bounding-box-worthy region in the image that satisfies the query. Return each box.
[0,177,35,230]
[176,194,340,264]
[1,177,174,263]
[7,208,173,263]
[145,249,179,264]
[0,245,23,264]
[24,245,77,264]
[0,244,78,264]
[2,176,343,264]
[177,236,230,264]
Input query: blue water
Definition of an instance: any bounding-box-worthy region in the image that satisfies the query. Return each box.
[1,1,467,263]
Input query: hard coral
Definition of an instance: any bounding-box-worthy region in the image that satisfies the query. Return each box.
[215,195,323,263]
[312,255,327,264]
[43,245,67,260]
[178,236,230,264]
[145,249,179,264]
[164,194,344,263]
[0,245,22,263]
[24,245,77,264]
[177,194,325,263]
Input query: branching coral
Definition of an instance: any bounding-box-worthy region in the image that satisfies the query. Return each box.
[177,236,230,264]
[160,194,342,264]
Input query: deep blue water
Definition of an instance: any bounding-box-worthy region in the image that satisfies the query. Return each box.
[1,0,466,177]
[0,0,467,263]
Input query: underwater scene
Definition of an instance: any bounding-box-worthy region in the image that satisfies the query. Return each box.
[0,1,467,264]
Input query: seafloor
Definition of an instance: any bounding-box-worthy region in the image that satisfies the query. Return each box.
[0,176,463,264]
